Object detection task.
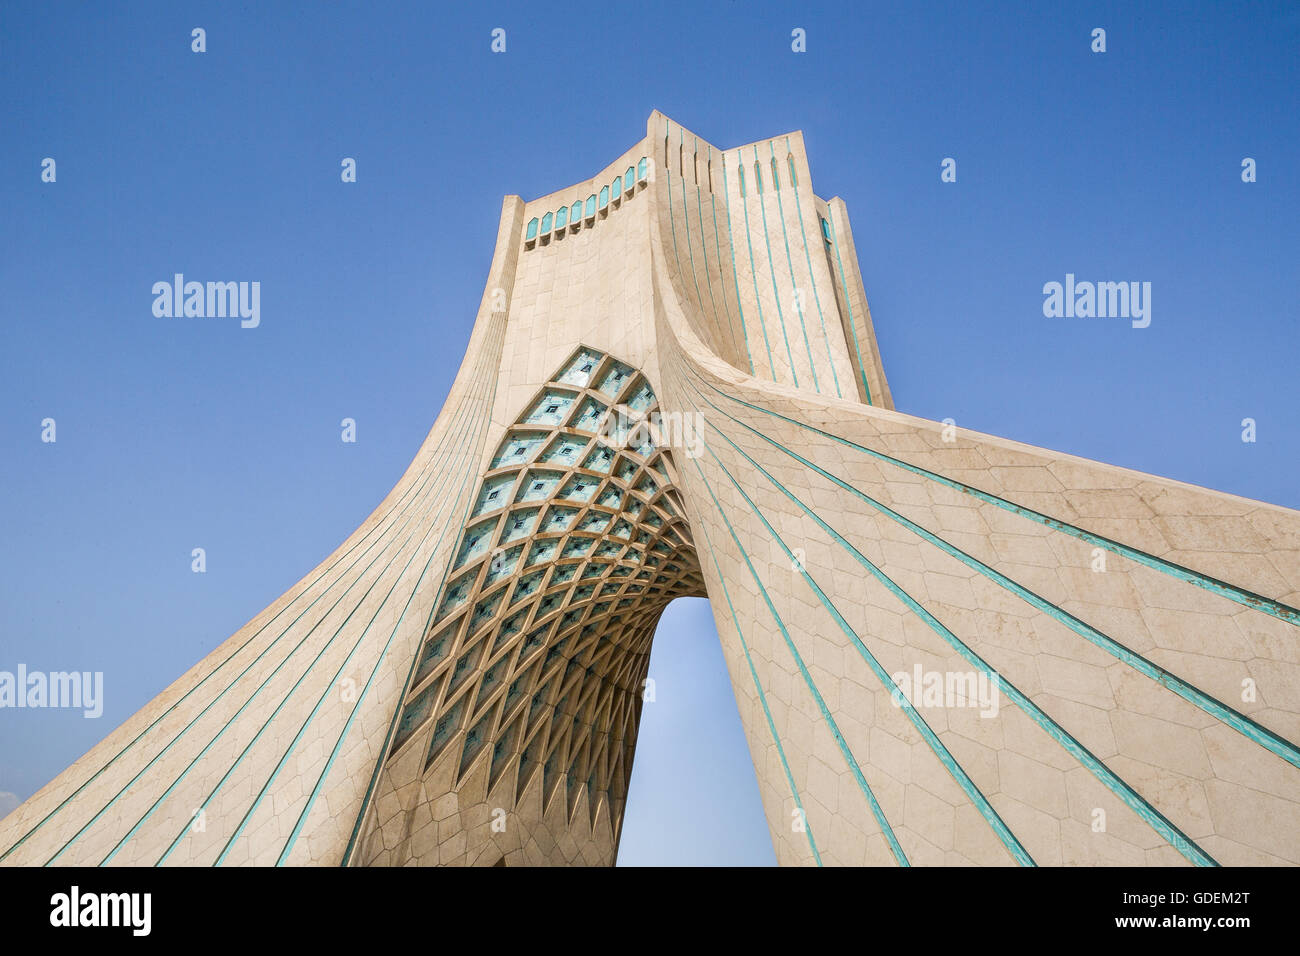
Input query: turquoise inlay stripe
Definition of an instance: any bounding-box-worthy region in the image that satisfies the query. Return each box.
[734,150,777,381]
[118,350,501,867]
[691,139,736,365]
[685,415,1031,866]
[705,379,1300,631]
[233,331,507,867]
[670,127,691,286]
[824,212,873,404]
[224,424,478,866]
[663,134,737,369]
[687,381,1218,866]
[157,510,428,866]
[0,377,466,864]
[718,151,756,376]
[694,517,822,865]
[341,340,512,866]
[694,377,1300,773]
[663,124,693,349]
[81,491,449,865]
[677,129,711,343]
[685,453,910,865]
[707,146,754,375]
[282,322,509,866]
[767,140,820,394]
[42,373,490,866]
[785,136,842,399]
[752,144,800,388]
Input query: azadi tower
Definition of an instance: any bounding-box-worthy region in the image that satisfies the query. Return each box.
[4,112,1299,868]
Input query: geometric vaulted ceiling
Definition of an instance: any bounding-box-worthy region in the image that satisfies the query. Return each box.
[383,346,704,840]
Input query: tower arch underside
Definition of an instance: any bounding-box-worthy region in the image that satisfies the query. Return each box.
[357,346,706,867]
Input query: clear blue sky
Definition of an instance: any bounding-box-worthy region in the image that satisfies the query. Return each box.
[1,1,1296,866]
